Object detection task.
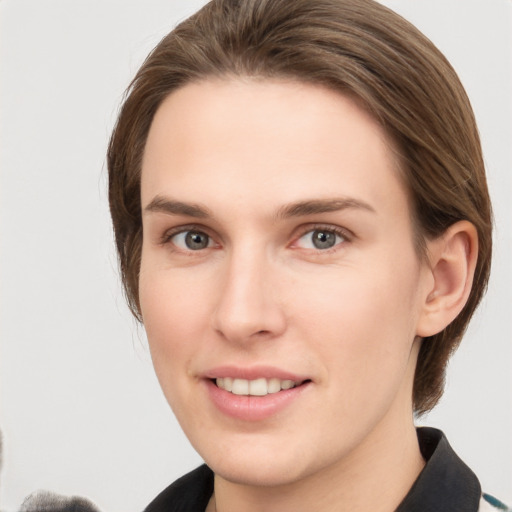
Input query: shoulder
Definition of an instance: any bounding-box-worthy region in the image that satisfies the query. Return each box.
[143,464,214,512]
[479,493,512,512]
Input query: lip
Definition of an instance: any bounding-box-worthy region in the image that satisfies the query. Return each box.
[202,365,312,421]
[203,365,309,382]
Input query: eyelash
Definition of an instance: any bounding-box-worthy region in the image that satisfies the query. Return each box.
[159,223,352,253]
[291,224,352,252]
[159,224,214,246]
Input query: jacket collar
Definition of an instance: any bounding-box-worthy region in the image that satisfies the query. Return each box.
[396,427,481,511]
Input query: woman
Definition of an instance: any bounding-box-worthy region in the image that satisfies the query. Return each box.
[107,0,507,510]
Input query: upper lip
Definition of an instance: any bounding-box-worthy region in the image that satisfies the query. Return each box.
[202,365,310,383]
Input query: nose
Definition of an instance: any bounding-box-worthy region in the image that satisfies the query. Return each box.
[212,248,287,345]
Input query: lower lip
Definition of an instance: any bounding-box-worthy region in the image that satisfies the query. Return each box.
[205,379,310,421]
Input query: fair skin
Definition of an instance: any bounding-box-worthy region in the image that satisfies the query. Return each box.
[139,79,477,512]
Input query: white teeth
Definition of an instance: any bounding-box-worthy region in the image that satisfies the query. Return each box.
[223,377,233,392]
[231,378,249,395]
[281,379,295,390]
[249,378,267,396]
[215,377,301,396]
[267,378,281,394]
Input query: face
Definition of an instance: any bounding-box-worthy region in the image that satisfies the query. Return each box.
[139,79,432,487]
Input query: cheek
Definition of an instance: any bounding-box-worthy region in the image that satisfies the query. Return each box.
[139,266,213,374]
[138,268,212,426]
[295,258,421,339]
[295,253,423,391]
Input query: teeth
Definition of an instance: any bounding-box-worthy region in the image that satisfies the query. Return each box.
[248,378,267,396]
[231,378,249,395]
[215,377,301,396]
[280,379,295,390]
[267,378,281,394]
[223,377,233,392]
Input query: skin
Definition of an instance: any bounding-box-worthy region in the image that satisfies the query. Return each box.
[139,79,476,512]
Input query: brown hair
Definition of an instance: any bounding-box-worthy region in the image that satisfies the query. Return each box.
[107,0,492,414]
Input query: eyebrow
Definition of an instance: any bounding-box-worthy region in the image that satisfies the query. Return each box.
[144,196,211,218]
[275,198,376,219]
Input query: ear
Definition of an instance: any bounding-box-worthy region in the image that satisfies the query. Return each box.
[416,221,478,338]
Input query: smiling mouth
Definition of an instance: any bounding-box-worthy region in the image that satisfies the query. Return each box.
[214,377,309,396]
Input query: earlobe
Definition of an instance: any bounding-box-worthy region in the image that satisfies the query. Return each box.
[416,221,478,338]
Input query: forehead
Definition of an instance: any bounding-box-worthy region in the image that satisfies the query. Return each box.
[141,79,409,220]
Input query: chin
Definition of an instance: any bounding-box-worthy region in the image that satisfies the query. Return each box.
[209,456,307,488]
[199,433,342,490]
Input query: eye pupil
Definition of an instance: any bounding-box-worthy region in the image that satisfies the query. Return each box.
[312,230,336,249]
[185,231,209,250]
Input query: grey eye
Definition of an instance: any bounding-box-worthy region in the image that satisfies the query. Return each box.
[172,230,211,250]
[311,230,337,249]
[185,231,210,250]
[296,229,344,250]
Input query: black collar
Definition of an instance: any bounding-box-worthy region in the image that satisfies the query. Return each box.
[396,427,481,511]
[144,427,481,511]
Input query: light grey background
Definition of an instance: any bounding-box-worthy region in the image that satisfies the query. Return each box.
[1,1,510,511]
